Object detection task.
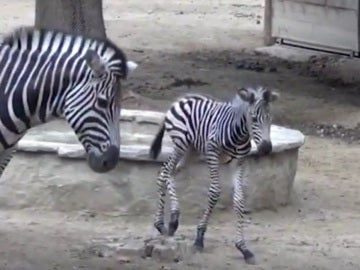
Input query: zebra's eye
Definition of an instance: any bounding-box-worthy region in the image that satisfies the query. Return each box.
[100,142,110,152]
[97,97,108,108]
[252,116,258,122]
[92,71,107,80]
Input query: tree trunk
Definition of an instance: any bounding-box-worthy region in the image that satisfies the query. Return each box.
[35,0,106,39]
[263,0,276,46]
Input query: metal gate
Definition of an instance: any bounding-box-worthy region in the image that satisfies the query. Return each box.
[271,0,360,56]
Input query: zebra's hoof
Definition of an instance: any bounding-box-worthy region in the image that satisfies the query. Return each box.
[154,222,167,235]
[245,255,256,265]
[193,239,204,250]
[193,227,205,251]
[167,222,178,236]
[167,211,180,236]
[244,209,252,214]
[235,243,256,264]
[242,249,256,265]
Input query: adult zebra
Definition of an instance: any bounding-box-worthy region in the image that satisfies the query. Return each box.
[0,26,137,178]
[149,87,278,264]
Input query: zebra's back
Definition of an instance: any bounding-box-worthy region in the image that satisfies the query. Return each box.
[164,94,224,153]
[1,26,128,78]
[0,43,75,149]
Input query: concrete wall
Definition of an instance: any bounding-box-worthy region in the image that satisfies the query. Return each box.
[0,110,305,216]
[0,149,300,216]
[271,0,359,53]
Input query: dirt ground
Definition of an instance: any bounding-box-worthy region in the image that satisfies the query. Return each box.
[0,0,359,270]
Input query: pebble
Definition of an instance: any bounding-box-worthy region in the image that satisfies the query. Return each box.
[117,256,131,264]
[301,122,360,143]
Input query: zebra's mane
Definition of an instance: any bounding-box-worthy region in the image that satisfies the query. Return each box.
[177,92,249,111]
[0,26,128,78]
[182,92,218,101]
[230,93,251,114]
[246,86,269,100]
[232,86,270,106]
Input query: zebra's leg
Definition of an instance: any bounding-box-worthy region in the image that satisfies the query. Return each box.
[194,145,220,249]
[231,166,252,214]
[0,148,16,178]
[175,148,188,172]
[154,165,168,235]
[175,146,198,172]
[154,149,184,236]
[233,158,255,264]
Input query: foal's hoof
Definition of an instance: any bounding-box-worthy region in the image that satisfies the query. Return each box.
[167,219,178,236]
[245,256,256,265]
[235,243,256,265]
[167,224,178,237]
[167,211,180,236]
[154,222,167,235]
[242,249,256,265]
[244,208,252,215]
[193,227,205,251]
[193,239,204,251]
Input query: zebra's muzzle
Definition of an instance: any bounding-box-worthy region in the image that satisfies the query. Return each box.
[257,141,272,156]
[87,145,119,173]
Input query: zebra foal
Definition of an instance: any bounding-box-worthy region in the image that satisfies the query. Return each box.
[0,26,137,178]
[149,87,278,264]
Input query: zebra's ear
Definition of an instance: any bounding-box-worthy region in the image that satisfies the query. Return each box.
[84,50,106,77]
[263,89,279,103]
[238,88,255,104]
[126,61,138,73]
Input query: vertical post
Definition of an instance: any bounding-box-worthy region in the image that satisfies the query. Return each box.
[35,0,106,39]
[263,0,276,46]
[357,0,360,55]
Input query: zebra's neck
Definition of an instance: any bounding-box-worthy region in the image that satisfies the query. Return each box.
[225,99,251,144]
[0,45,83,149]
[28,54,83,126]
[229,96,250,131]
[233,108,250,136]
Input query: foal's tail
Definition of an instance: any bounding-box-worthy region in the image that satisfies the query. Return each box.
[149,121,165,160]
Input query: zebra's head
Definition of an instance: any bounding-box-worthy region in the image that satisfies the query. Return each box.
[238,86,279,156]
[63,47,138,173]
[1,26,139,173]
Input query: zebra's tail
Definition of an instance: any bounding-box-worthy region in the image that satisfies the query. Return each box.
[149,121,166,159]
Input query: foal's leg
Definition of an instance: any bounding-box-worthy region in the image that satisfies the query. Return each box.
[233,158,255,264]
[175,148,190,172]
[0,148,16,178]
[194,143,220,249]
[175,146,200,172]
[154,148,185,236]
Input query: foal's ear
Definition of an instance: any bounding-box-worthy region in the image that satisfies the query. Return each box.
[263,89,279,103]
[126,61,138,73]
[238,88,255,104]
[84,49,106,77]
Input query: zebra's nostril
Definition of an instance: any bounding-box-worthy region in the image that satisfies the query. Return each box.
[258,141,272,155]
[87,145,119,173]
[101,145,119,169]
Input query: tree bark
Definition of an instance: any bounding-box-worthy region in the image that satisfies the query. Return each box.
[35,0,106,39]
[263,0,276,46]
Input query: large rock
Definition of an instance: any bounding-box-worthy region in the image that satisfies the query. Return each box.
[82,235,194,263]
[0,109,305,214]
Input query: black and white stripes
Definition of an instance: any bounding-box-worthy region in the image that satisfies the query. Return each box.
[0,26,137,176]
[149,86,278,264]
